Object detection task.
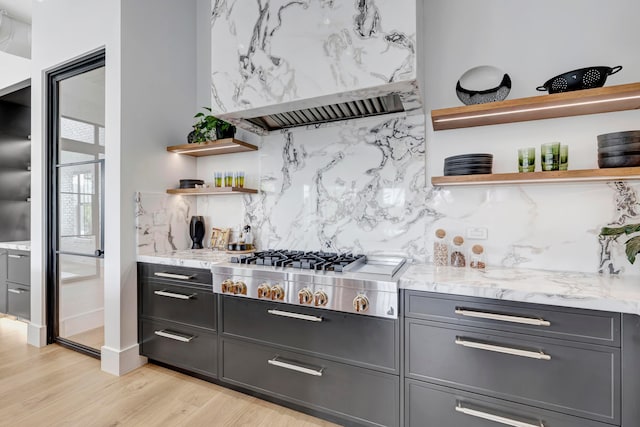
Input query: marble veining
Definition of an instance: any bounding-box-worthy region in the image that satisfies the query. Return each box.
[598,182,640,274]
[135,193,195,256]
[241,113,430,260]
[401,264,640,315]
[137,249,231,269]
[210,0,418,115]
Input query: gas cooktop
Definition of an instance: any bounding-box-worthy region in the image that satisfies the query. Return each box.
[230,250,365,272]
[213,250,408,318]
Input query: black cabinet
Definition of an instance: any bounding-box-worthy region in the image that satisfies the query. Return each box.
[7,250,30,285]
[404,291,627,427]
[138,263,218,379]
[7,284,30,320]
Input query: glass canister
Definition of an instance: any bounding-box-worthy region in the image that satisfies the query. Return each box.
[470,244,486,270]
[433,229,449,266]
[450,236,466,267]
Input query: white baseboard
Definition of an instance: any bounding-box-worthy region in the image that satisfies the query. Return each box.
[101,343,147,376]
[59,308,104,337]
[27,323,47,347]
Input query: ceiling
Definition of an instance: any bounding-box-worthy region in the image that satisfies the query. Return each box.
[0,0,32,24]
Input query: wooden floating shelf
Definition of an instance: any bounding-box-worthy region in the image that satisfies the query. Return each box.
[166,138,258,157]
[431,167,640,186]
[166,187,258,195]
[431,83,640,131]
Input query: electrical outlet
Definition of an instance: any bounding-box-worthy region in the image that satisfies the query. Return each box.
[466,227,488,240]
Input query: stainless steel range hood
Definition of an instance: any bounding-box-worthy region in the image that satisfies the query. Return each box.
[245,93,404,131]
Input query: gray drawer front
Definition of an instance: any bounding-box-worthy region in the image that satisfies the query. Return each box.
[222,296,398,372]
[7,284,29,320]
[406,380,613,427]
[7,251,30,286]
[141,280,216,331]
[405,291,620,347]
[138,262,212,286]
[221,338,399,427]
[406,319,620,424]
[0,250,7,313]
[140,319,217,377]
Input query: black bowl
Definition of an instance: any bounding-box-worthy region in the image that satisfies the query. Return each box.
[179,179,204,189]
[445,153,493,162]
[598,142,640,153]
[598,154,640,168]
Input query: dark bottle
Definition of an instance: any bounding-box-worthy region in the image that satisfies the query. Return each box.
[189,216,205,249]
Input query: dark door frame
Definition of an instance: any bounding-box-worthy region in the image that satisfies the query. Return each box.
[45,49,105,359]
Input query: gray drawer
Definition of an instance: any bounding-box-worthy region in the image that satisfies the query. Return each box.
[221,337,399,427]
[0,250,7,313]
[406,319,620,424]
[405,291,620,347]
[406,380,614,427]
[140,280,216,331]
[7,283,29,320]
[140,319,217,378]
[222,296,398,372]
[138,262,212,286]
[7,250,30,286]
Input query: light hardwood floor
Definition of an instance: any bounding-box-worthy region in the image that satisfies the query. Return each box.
[65,326,104,350]
[0,317,341,427]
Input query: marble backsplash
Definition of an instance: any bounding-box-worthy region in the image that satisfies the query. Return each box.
[135,192,195,255]
[137,113,640,276]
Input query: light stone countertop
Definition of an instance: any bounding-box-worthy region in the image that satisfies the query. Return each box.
[0,241,31,251]
[137,249,232,269]
[400,264,640,315]
[136,250,640,315]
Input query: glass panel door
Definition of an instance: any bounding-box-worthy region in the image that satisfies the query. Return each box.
[47,53,105,356]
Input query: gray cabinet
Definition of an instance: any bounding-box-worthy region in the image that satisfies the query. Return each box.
[222,295,399,373]
[0,250,7,313]
[220,294,400,426]
[404,291,623,426]
[7,250,30,285]
[406,318,620,424]
[222,337,399,427]
[406,380,612,427]
[4,249,30,320]
[137,263,218,379]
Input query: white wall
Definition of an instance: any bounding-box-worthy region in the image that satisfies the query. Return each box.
[30,0,121,349]
[32,0,199,376]
[421,0,640,274]
[112,0,198,374]
[0,51,29,92]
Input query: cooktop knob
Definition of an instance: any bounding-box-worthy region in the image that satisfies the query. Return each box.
[353,294,369,313]
[270,285,285,301]
[233,281,247,295]
[298,288,313,305]
[257,283,271,299]
[314,290,328,307]
[221,279,234,294]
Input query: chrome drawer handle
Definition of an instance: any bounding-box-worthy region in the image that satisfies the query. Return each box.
[455,308,551,327]
[455,404,544,427]
[154,330,195,343]
[8,288,25,294]
[8,254,24,259]
[153,290,195,300]
[154,272,194,280]
[268,356,324,377]
[455,338,551,361]
[267,309,323,322]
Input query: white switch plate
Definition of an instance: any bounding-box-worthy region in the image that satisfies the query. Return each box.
[466,227,488,240]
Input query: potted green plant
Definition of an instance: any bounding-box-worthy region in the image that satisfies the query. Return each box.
[188,107,236,143]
